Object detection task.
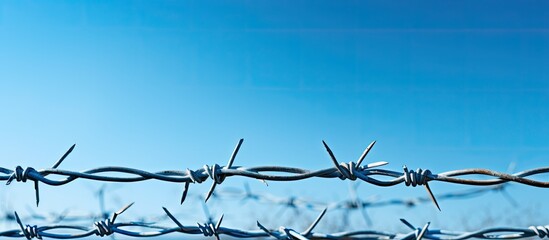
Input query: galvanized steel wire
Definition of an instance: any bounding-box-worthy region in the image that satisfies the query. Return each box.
[1,139,548,239]
[1,140,547,209]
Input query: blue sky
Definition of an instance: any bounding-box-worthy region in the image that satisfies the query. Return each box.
[0,1,548,238]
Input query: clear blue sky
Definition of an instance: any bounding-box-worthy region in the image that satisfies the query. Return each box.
[0,1,548,238]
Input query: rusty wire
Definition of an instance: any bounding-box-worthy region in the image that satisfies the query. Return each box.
[2,203,548,239]
[1,139,548,210]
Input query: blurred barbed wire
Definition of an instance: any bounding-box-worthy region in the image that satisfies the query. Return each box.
[0,182,514,227]
[2,203,548,240]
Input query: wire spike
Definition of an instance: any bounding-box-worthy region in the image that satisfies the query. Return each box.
[14,211,31,240]
[181,182,190,204]
[163,207,185,229]
[205,182,217,203]
[303,208,327,236]
[322,141,342,172]
[400,219,416,230]
[424,183,441,211]
[356,140,376,167]
[226,139,244,169]
[366,161,389,169]
[116,202,134,215]
[34,181,40,207]
[205,139,244,203]
[215,214,224,230]
[417,222,431,240]
[111,202,134,223]
[52,144,76,169]
[257,221,277,238]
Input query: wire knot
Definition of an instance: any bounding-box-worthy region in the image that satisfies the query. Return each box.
[529,225,549,238]
[278,226,308,240]
[402,166,441,211]
[197,222,219,237]
[186,168,205,183]
[94,219,115,237]
[402,166,432,187]
[21,224,41,239]
[336,161,360,180]
[6,166,35,184]
[204,164,225,185]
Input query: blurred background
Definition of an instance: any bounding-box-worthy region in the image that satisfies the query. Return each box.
[0,1,548,239]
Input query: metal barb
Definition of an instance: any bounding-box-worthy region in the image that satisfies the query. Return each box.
[111,202,134,224]
[302,208,327,236]
[51,144,76,169]
[162,207,185,229]
[205,139,244,202]
[356,140,376,167]
[424,183,441,211]
[416,222,430,240]
[322,140,341,172]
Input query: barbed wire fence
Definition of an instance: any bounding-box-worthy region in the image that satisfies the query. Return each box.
[0,181,514,225]
[2,203,549,239]
[1,139,548,239]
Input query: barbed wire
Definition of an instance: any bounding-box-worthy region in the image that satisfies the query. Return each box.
[1,140,548,210]
[216,182,515,211]
[2,203,548,239]
[0,182,513,226]
[211,183,516,226]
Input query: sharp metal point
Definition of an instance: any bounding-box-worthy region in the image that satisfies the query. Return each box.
[226,139,244,169]
[366,161,389,169]
[400,219,416,230]
[303,208,326,236]
[14,211,23,227]
[162,207,184,229]
[256,221,268,232]
[14,211,29,239]
[111,202,134,223]
[424,183,441,211]
[215,214,224,230]
[117,202,134,215]
[181,182,190,204]
[417,222,431,240]
[52,144,76,169]
[205,139,244,203]
[34,181,40,207]
[205,182,217,203]
[322,141,341,171]
[257,221,277,238]
[356,140,376,167]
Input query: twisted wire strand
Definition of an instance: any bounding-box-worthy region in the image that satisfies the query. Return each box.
[211,183,513,212]
[3,207,548,239]
[0,183,511,227]
[1,140,548,209]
